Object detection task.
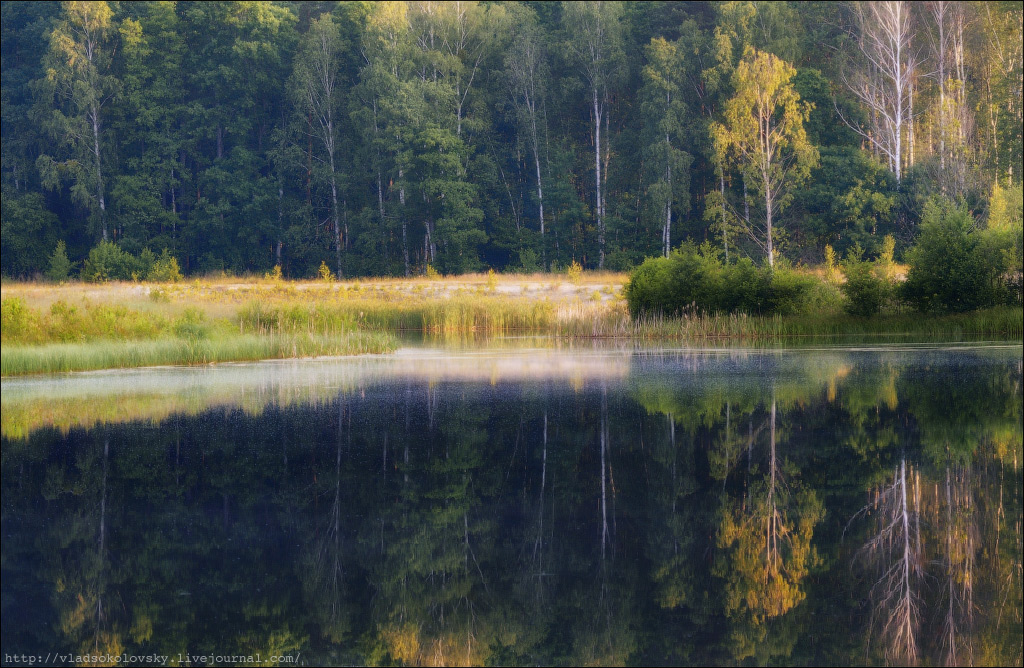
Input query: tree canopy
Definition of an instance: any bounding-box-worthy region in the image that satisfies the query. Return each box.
[2,1,1022,278]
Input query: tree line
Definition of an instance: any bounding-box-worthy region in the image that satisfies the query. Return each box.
[2,1,1022,279]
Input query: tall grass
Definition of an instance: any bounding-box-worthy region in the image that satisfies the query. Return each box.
[238,296,559,334]
[2,297,172,344]
[572,306,1023,340]
[1,332,395,376]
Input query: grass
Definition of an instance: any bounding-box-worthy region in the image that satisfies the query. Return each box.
[0,332,395,376]
[1,273,1020,376]
[612,306,1023,340]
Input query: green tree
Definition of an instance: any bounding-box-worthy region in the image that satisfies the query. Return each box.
[35,1,119,241]
[505,7,550,255]
[564,0,625,269]
[1,192,61,277]
[46,240,74,282]
[641,37,693,258]
[111,3,187,256]
[713,47,818,268]
[903,198,999,313]
[292,13,345,277]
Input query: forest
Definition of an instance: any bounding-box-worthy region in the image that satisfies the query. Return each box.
[1,0,1022,280]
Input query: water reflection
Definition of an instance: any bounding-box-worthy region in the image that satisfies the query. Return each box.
[1,345,1021,666]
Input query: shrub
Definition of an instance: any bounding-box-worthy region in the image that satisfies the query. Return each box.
[137,247,157,279]
[877,234,896,280]
[318,260,335,282]
[567,260,583,285]
[624,243,814,317]
[903,199,998,313]
[45,240,73,282]
[172,307,210,340]
[765,264,819,315]
[81,241,140,282]
[624,254,676,317]
[823,244,839,284]
[148,249,183,282]
[841,245,886,316]
[1,297,39,343]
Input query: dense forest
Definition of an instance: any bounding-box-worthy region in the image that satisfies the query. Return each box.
[1,1,1022,279]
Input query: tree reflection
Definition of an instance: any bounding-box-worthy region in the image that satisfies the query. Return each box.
[715,394,824,661]
[857,457,923,665]
[1,349,1019,665]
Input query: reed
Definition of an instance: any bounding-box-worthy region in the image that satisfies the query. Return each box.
[578,306,1023,340]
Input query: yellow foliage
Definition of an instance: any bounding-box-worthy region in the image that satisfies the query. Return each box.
[567,260,583,285]
[318,260,335,282]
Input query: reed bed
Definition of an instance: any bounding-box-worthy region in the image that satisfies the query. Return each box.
[566,306,1023,340]
[237,295,560,334]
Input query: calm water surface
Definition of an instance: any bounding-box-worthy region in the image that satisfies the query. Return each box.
[2,343,1021,666]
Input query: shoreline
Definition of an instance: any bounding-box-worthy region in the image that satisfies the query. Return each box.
[2,278,1020,376]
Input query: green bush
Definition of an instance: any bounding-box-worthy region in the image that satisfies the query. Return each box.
[624,243,815,317]
[1,297,40,343]
[81,241,141,282]
[765,264,819,315]
[841,246,886,317]
[172,307,210,340]
[903,199,999,313]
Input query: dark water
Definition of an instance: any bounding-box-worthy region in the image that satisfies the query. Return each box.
[2,345,1021,666]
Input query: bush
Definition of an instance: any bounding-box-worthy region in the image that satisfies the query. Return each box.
[1,297,39,343]
[45,240,74,282]
[81,241,141,282]
[147,249,183,282]
[624,243,815,317]
[841,245,886,317]
[567,260,583,285]
[903,199,998,313]
[766,264,819,315]
[318,260,334,282]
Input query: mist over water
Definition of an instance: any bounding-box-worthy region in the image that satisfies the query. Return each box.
[2,344,1021,665]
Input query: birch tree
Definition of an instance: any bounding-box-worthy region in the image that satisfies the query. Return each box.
[928,1,973,197]
[293,14,345,276]
[357,1,417,276]
[844,1,921,183]
[506,14,549,245]
[641,37,693,258]
[564,1,624,269]
[713,47,818,268]
[36,1,118,241]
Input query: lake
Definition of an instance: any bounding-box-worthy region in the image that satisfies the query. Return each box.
[2,343,1021,666]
